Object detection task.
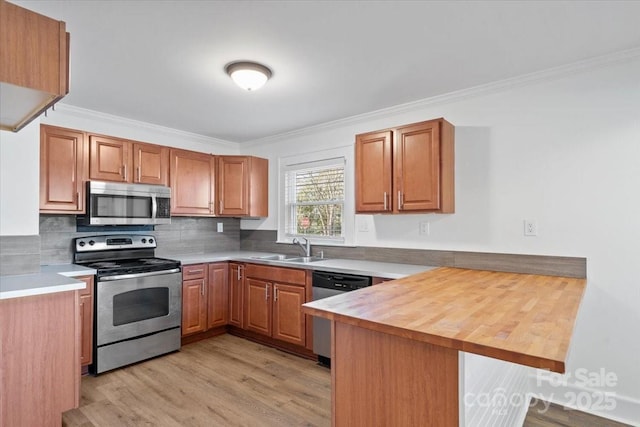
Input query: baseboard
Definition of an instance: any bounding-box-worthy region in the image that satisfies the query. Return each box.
[529,371,640,425]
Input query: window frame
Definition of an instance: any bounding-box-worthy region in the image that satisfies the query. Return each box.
[277,146,354,246]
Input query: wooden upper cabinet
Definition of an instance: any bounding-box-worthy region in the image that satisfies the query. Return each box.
[89,135,130,182]
[132,143,168,185]
[355,130,393,213]
[355,118,454,214]
[217,155,268,217]
[40,125,87,213]
[0,0,70,131]
[170,149,215,216]
[395,121,442,212]
[89,136,169,185]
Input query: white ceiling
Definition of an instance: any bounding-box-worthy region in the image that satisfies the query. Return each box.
[15,0,640,143]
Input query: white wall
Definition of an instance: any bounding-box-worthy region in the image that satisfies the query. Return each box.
[241,56,640,424]
[0,120,40,235]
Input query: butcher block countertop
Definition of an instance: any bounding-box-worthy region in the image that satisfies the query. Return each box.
[302,267,587,373]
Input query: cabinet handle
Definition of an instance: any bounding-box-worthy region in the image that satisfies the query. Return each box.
[122,164,127,181]
[265,284,270,300]
[137,166,141,182]
[237,266,242,281]
[398,191,404,210]
[188,269,204,275]
[76,192,79,203]
[200,280,205,296]
[274,286,278,302]
[220,199,223,214]
[383,191,387,210]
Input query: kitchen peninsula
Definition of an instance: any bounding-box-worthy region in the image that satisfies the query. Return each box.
[302,267,587,426]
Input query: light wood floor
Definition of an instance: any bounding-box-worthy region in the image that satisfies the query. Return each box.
[63,335,331,426]
[64,334,629,427]
[523,400,631,427]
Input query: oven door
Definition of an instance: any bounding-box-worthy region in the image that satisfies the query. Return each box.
[96,270,182,346]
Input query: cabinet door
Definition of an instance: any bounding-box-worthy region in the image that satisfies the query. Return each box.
[77,275,94,367]
[228,263,244,328]
[272,283,306,346]
[89,135,131,182]
[39,125,86,213]
[355,130,393,213]
[170,149,215,215]
[207,262,229,329]
[132,143,168,185]
[394,121,441,212]
[218,156,249,216]
[181,278,206,336]
[245,278,271,336]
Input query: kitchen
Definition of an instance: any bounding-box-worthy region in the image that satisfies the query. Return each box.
[1,1,640,426]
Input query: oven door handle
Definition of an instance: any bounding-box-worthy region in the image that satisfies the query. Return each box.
[99,268,181,282]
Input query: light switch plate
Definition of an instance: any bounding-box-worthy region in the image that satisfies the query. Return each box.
[217,222,223,233]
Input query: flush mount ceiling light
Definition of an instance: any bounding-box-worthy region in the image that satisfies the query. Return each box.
[225,61,272,91]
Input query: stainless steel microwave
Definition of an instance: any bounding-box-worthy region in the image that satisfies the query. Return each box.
[83,181,171,225]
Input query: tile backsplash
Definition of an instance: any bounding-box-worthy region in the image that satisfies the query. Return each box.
[0,235,40,275]
[39,215,241,264]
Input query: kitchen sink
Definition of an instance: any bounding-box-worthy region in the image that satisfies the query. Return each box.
[250,254,325,263]
[251,254,290,261]
[283,256,324,263]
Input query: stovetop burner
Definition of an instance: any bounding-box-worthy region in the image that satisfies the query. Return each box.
[84,257,181,277]
[73,234,181,277]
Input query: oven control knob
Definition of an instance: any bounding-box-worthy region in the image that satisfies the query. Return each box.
[78,241,86,247]
[148,238,154,244]
[88,240,95,246]
[141,238,147,244]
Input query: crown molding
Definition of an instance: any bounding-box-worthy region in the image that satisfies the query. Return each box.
[243,47,640,148]
[51,104,238,148]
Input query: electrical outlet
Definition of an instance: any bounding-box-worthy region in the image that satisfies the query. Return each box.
[217,222,224,233]
[524,220,537,236]
[419,221,430,236]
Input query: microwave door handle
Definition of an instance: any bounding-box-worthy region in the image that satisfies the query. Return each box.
[152,195,158,219]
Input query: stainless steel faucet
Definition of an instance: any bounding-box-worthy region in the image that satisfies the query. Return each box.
[292,237,311,257]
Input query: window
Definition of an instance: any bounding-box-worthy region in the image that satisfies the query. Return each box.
[283,158,345,242]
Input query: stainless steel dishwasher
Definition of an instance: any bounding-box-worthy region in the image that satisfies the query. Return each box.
[312,270,372,367]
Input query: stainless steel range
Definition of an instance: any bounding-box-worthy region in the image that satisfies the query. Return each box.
[74,234,182,374]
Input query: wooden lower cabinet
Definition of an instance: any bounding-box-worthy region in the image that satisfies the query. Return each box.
[244,264,307,347]
[228,262,244,328]
[245,278,271,335]
[77,275,94,367]
[207,262,228,329]
[272,283,306,345]
[181,263,229,337]
[0,291,80,426]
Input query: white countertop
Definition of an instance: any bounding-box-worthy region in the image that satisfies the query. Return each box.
[0,273,85,300]
[0,253,431,300]
[1,264,95,300]
[172,251,434,279]
[40,264,97,277]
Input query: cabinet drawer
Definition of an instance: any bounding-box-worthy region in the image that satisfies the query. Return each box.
[245,264,306,285]
[182,264,206,280]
